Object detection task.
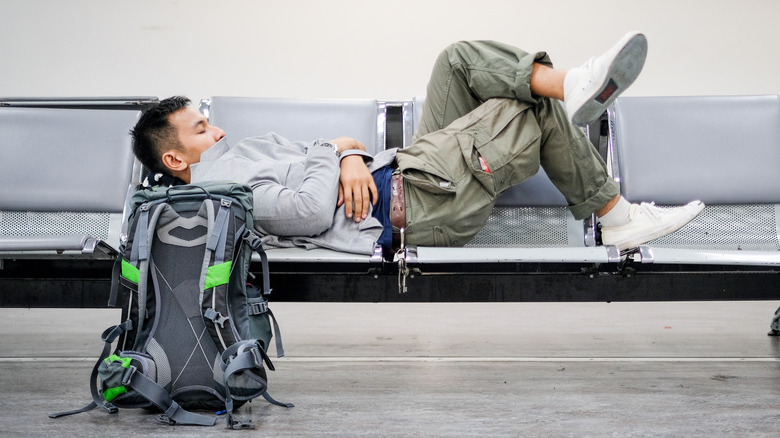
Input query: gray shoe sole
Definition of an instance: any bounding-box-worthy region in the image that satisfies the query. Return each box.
[571,33,648,126]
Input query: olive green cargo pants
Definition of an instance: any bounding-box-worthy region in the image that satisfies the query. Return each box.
[395,40,619,247]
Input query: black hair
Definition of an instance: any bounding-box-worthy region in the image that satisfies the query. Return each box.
[130,96,192,175]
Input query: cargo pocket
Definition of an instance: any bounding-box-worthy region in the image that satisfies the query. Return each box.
[399,167,457,195]
[458,100,542,196]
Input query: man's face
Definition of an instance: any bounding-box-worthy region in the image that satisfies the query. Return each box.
[168,106,226,166]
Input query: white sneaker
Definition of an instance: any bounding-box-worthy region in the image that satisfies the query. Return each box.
[564,31,648,126]
[600,201,705,251]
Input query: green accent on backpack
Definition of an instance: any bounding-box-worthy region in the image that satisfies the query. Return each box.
[103,386,128,402]
[102,355,133,402]
[105,354,132,368]
[205,261,232,289]
[121,260,140,284]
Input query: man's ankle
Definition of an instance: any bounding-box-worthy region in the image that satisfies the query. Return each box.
[597,197,632,228]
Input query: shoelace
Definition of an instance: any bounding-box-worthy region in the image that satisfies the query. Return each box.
[635,202,674,221]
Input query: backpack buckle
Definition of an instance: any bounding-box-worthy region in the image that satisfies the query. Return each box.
[249,345,263,368]
[121,365,138,386]
[241,229,263,251]
[249,301,268,315]
[204,308,230,328]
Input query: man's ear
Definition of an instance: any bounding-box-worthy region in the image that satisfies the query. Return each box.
[161,149,188,172]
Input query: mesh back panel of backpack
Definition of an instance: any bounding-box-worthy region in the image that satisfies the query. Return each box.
[149,205,224,406]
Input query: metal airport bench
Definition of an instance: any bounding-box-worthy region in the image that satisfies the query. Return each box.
[1,94,777,332]
[0,98,150,261]
[200,95,780,332]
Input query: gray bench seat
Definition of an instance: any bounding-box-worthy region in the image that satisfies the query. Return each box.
[607,95,780,266]
[0,235,116,258]
[0,104,143,260]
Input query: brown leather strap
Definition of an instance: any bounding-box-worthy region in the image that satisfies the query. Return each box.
[390,174,406,248]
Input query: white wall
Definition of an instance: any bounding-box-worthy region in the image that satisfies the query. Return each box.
[1,0,778,102]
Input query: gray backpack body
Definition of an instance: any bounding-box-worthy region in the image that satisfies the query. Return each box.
[51,181,291,429]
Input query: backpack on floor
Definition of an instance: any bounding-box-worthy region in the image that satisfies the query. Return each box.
[51,181,292,429]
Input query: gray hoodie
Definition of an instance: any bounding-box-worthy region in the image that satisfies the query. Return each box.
[190,133,397,255]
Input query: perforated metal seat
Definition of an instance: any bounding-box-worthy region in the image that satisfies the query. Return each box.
[0,105,143,259]
[608,95,780,264]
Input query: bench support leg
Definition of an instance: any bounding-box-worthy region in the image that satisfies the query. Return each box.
[769,305,780,336]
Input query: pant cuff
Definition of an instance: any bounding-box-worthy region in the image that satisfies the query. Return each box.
[568,179,620,220]
[514,51,553,103]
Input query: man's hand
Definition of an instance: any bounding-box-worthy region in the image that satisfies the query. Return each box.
[338,155,377,222]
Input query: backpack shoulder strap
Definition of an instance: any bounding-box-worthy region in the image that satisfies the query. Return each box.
[200,197,241,352]
[113,202,164,322]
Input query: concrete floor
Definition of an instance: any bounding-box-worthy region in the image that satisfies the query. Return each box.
[1,301,779,437]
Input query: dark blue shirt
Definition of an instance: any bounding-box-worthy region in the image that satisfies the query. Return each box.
[371,165,393,252]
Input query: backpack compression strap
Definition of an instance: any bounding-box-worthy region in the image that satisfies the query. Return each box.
[49,321,132,418]
[50,320,214,427]
[57,322,216,426]
[219,340,292,429]
[242,229,287,357]
[108,202,151,308]
[120,364,216,426]
[241,229,272,296]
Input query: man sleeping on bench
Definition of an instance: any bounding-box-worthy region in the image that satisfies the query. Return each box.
[130,33,703,256]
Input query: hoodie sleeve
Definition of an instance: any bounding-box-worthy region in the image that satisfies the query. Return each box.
[247,140,341,237]
[191,134,352,238]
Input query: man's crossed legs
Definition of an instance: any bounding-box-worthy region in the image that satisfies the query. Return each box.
[400,33,703,251]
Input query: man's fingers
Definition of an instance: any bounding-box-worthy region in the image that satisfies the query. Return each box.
[360,185,371,219]
[370,181,379,205]
[343,185,354,218]
[351,185,364,221]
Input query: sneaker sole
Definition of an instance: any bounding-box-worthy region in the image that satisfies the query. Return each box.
[604,201,705,251]
[570,32,648,126]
